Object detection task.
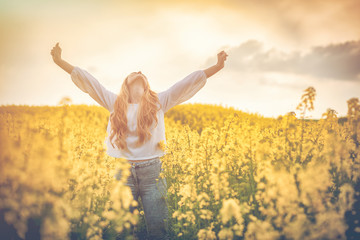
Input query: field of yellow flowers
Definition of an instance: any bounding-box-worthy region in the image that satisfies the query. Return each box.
[0,87,359,240]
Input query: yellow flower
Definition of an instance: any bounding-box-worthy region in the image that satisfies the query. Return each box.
[220,198,242,224]
[157,140,166,151]
[198,228,217,240]
[218,228,233,240]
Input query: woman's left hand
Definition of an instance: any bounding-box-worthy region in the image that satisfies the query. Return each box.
[216,50,228,68]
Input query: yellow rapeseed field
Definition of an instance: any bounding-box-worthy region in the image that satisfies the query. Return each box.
[0,87,359,240]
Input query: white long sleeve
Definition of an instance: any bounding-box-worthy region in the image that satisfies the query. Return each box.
[157,70,208,113]
[71,66,118,112]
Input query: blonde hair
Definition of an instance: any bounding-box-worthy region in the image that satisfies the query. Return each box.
[109,73,161,153]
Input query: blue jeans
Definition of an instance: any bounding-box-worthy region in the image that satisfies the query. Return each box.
[114,157,170,240]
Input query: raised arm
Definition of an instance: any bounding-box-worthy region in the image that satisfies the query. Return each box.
[203,50,228,78]
[157,70,207,113]
[158,50,228,113]
[50,42,117,112]
[51,42,74,74]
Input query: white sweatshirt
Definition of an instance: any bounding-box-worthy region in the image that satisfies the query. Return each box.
[70,66,208,160]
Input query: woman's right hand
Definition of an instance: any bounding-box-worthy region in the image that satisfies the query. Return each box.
[50,42,62,63]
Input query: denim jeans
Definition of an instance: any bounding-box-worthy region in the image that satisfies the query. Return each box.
[114,157,170,240]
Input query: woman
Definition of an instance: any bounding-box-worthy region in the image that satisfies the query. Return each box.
[50,42,228,240]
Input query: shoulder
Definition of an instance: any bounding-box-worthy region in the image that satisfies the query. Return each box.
[108,92,118,112]
[155,91,167,113]
[156,91,167,103]
[157,91,165,100]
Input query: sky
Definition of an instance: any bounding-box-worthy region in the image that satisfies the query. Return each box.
[0,0,359,119]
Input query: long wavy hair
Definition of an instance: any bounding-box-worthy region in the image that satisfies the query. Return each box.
[109,72,161,153]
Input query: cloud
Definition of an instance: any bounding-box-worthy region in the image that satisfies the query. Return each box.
[225,0,360,46]
[223,39,360,82]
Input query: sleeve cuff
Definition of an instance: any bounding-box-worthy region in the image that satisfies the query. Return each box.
[200,70,208,79]
[71,66,78,75]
